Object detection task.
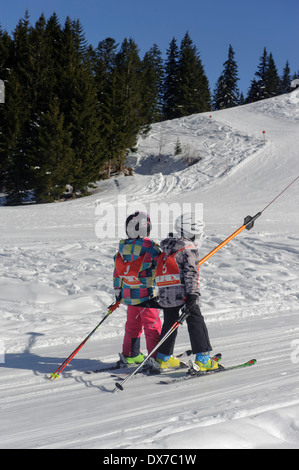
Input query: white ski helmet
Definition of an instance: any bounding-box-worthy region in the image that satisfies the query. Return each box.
[125,211,152,239]
[174,212,205,240]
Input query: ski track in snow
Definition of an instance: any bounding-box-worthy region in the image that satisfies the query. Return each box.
[0,90,299,449]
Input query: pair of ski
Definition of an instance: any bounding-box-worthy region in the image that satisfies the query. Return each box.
[110,352,257,386]
[159,354,257,385]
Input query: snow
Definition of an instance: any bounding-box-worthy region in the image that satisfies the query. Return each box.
[0,90,299,450]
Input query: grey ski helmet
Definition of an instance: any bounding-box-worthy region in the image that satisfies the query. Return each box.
[174,212,205,240]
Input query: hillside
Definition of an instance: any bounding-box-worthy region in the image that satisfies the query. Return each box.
[0,90,298,450]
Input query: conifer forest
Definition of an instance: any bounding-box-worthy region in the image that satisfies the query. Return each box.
[0,12,297,204]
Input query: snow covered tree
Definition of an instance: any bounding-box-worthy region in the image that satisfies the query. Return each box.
[213,45,240,110]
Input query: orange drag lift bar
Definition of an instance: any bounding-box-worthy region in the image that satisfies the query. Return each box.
[198,212,262,267]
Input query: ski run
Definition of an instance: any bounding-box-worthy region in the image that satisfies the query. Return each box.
[0,90,299,450]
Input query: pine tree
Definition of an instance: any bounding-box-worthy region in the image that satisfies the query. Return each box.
[29,97,75,202]
[280,62,292,94]
[112,38,144,171]
[177,32,211,117]
[213,45,239,110]
[28,14,53,114]
[93,38,119,178]
[213,74,225,110]
[0,70,27,205]
[70,18,88,57]
[246,48,281,103]
[23,14,59,196]
[93,37,145,174]
[0,25,11,83]
[265,53,281,97]
[255,47,269,99]
[58,17,102,192]
[239,92,245,105]
[1,12,33,204]
[0,26,12,190]
[140,44,164,124]
[246,78,259,103]
[1,12,105,202]
[94,37,118,83]
[246,47,268,102]
[163,37,180,120]
[45,12,63,75]
[68,65,102,190]
[174,138,182,155]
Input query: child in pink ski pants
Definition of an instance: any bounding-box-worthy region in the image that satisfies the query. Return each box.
[122,305,161,359]
[113,211,162,361]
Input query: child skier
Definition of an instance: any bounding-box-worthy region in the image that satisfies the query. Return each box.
[155,212,218,371]
[113,211,162,364]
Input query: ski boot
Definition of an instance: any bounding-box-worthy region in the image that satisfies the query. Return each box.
[156,353,181,369]
[194,352,219,371]
[124,352,146,364]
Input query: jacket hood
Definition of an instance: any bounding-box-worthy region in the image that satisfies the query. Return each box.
[118,239,137,261]
[118,237,154,261]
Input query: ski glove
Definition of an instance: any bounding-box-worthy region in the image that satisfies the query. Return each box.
[115,289,122,302]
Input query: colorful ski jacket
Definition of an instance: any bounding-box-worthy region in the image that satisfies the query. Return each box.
[113,237,161,306]
[156,235,200,308]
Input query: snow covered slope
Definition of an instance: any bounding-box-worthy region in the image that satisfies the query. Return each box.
[0,90,298,449]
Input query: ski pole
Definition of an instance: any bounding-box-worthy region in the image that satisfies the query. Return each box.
[113,307,190,392]
[50,300,120,380]
[198,175,299,267]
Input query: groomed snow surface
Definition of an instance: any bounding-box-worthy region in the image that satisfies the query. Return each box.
[0,90,299,450]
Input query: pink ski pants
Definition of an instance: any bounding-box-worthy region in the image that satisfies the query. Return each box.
[122,305,162,359]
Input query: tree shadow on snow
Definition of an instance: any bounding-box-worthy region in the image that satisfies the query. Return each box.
[0,331,117,380]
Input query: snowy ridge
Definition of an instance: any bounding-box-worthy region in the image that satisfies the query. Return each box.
[0,90,299,449]
[131,112,264,198]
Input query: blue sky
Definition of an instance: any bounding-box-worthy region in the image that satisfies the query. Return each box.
[1,0,298,95]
